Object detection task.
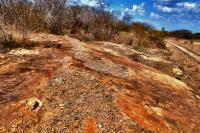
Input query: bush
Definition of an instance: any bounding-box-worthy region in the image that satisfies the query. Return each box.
[130,22,150,49]
[168,30,200,40]
[0,0,68,34]
[68,5,117,41]
[112,32,136,46]
[193,33,200,40]
[0,26,22,52]
[149,34,166,49]
[80,32,94,41]
[129,22,166,49]
[39,0,68,34]
[0,31,15,51]
[168,30,193,39]
[0,0,166,50]
[115,21,130,32]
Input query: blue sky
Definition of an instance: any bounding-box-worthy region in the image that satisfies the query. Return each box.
[71,0,200,33]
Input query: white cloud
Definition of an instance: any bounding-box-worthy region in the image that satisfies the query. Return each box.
[154,1,200,13]
[114,2,146,21]
[183,2,196,9]
[154,4,178,13]
[176,2,198,10]
[69,0,102,7]
[150,12,163,19]
[132,2,146,16]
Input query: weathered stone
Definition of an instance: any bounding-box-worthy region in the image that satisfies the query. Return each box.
[9,48,39,56]
[23,98,43,112]
[173,67,183,78]
[0,33,200,133]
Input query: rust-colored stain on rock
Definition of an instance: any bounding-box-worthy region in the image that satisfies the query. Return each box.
[0,33,200,132]
[84,118,97,133]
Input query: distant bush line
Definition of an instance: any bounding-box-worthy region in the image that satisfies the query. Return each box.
[167,30,200,40]
[0,0,167,51]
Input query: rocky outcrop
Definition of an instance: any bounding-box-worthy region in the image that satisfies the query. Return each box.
[0,33,199,132]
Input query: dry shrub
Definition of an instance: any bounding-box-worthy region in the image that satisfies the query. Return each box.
[115,21,130,32]
[0,28,15,51]
[112,22,166,50]
[0,0,44,48]
[0,0,118,42]
[0,0,68,34]
[149,33,166,49]
[184,41,188,44]
[130,22,166,50]
[0,26,27,52]
[0,0,167,50]
[112,32,136,46]
[131,22,152,50]
[0,0,45,31]
[68,5,117,41]
[193,33,200,40]
[169,29,193,39]
[80,31,95,41]
[39,0,68,34]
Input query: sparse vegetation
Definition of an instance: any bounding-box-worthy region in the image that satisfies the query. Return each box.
[168,30,193,39]
[0,0,166,51]
[193,33,200,40]
[190,40,194,44]
[130,22,166,49]
[168,29,200,41]
[0,26,16,51]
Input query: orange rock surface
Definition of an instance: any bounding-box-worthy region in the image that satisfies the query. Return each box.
[0,33,199,132]
[84,118,97,133]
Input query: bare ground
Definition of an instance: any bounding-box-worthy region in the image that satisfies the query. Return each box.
[0,34,200,133]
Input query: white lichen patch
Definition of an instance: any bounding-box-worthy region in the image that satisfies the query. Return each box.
[9,48,39,56]
[140,54,172,64]
[151,107,163,116]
